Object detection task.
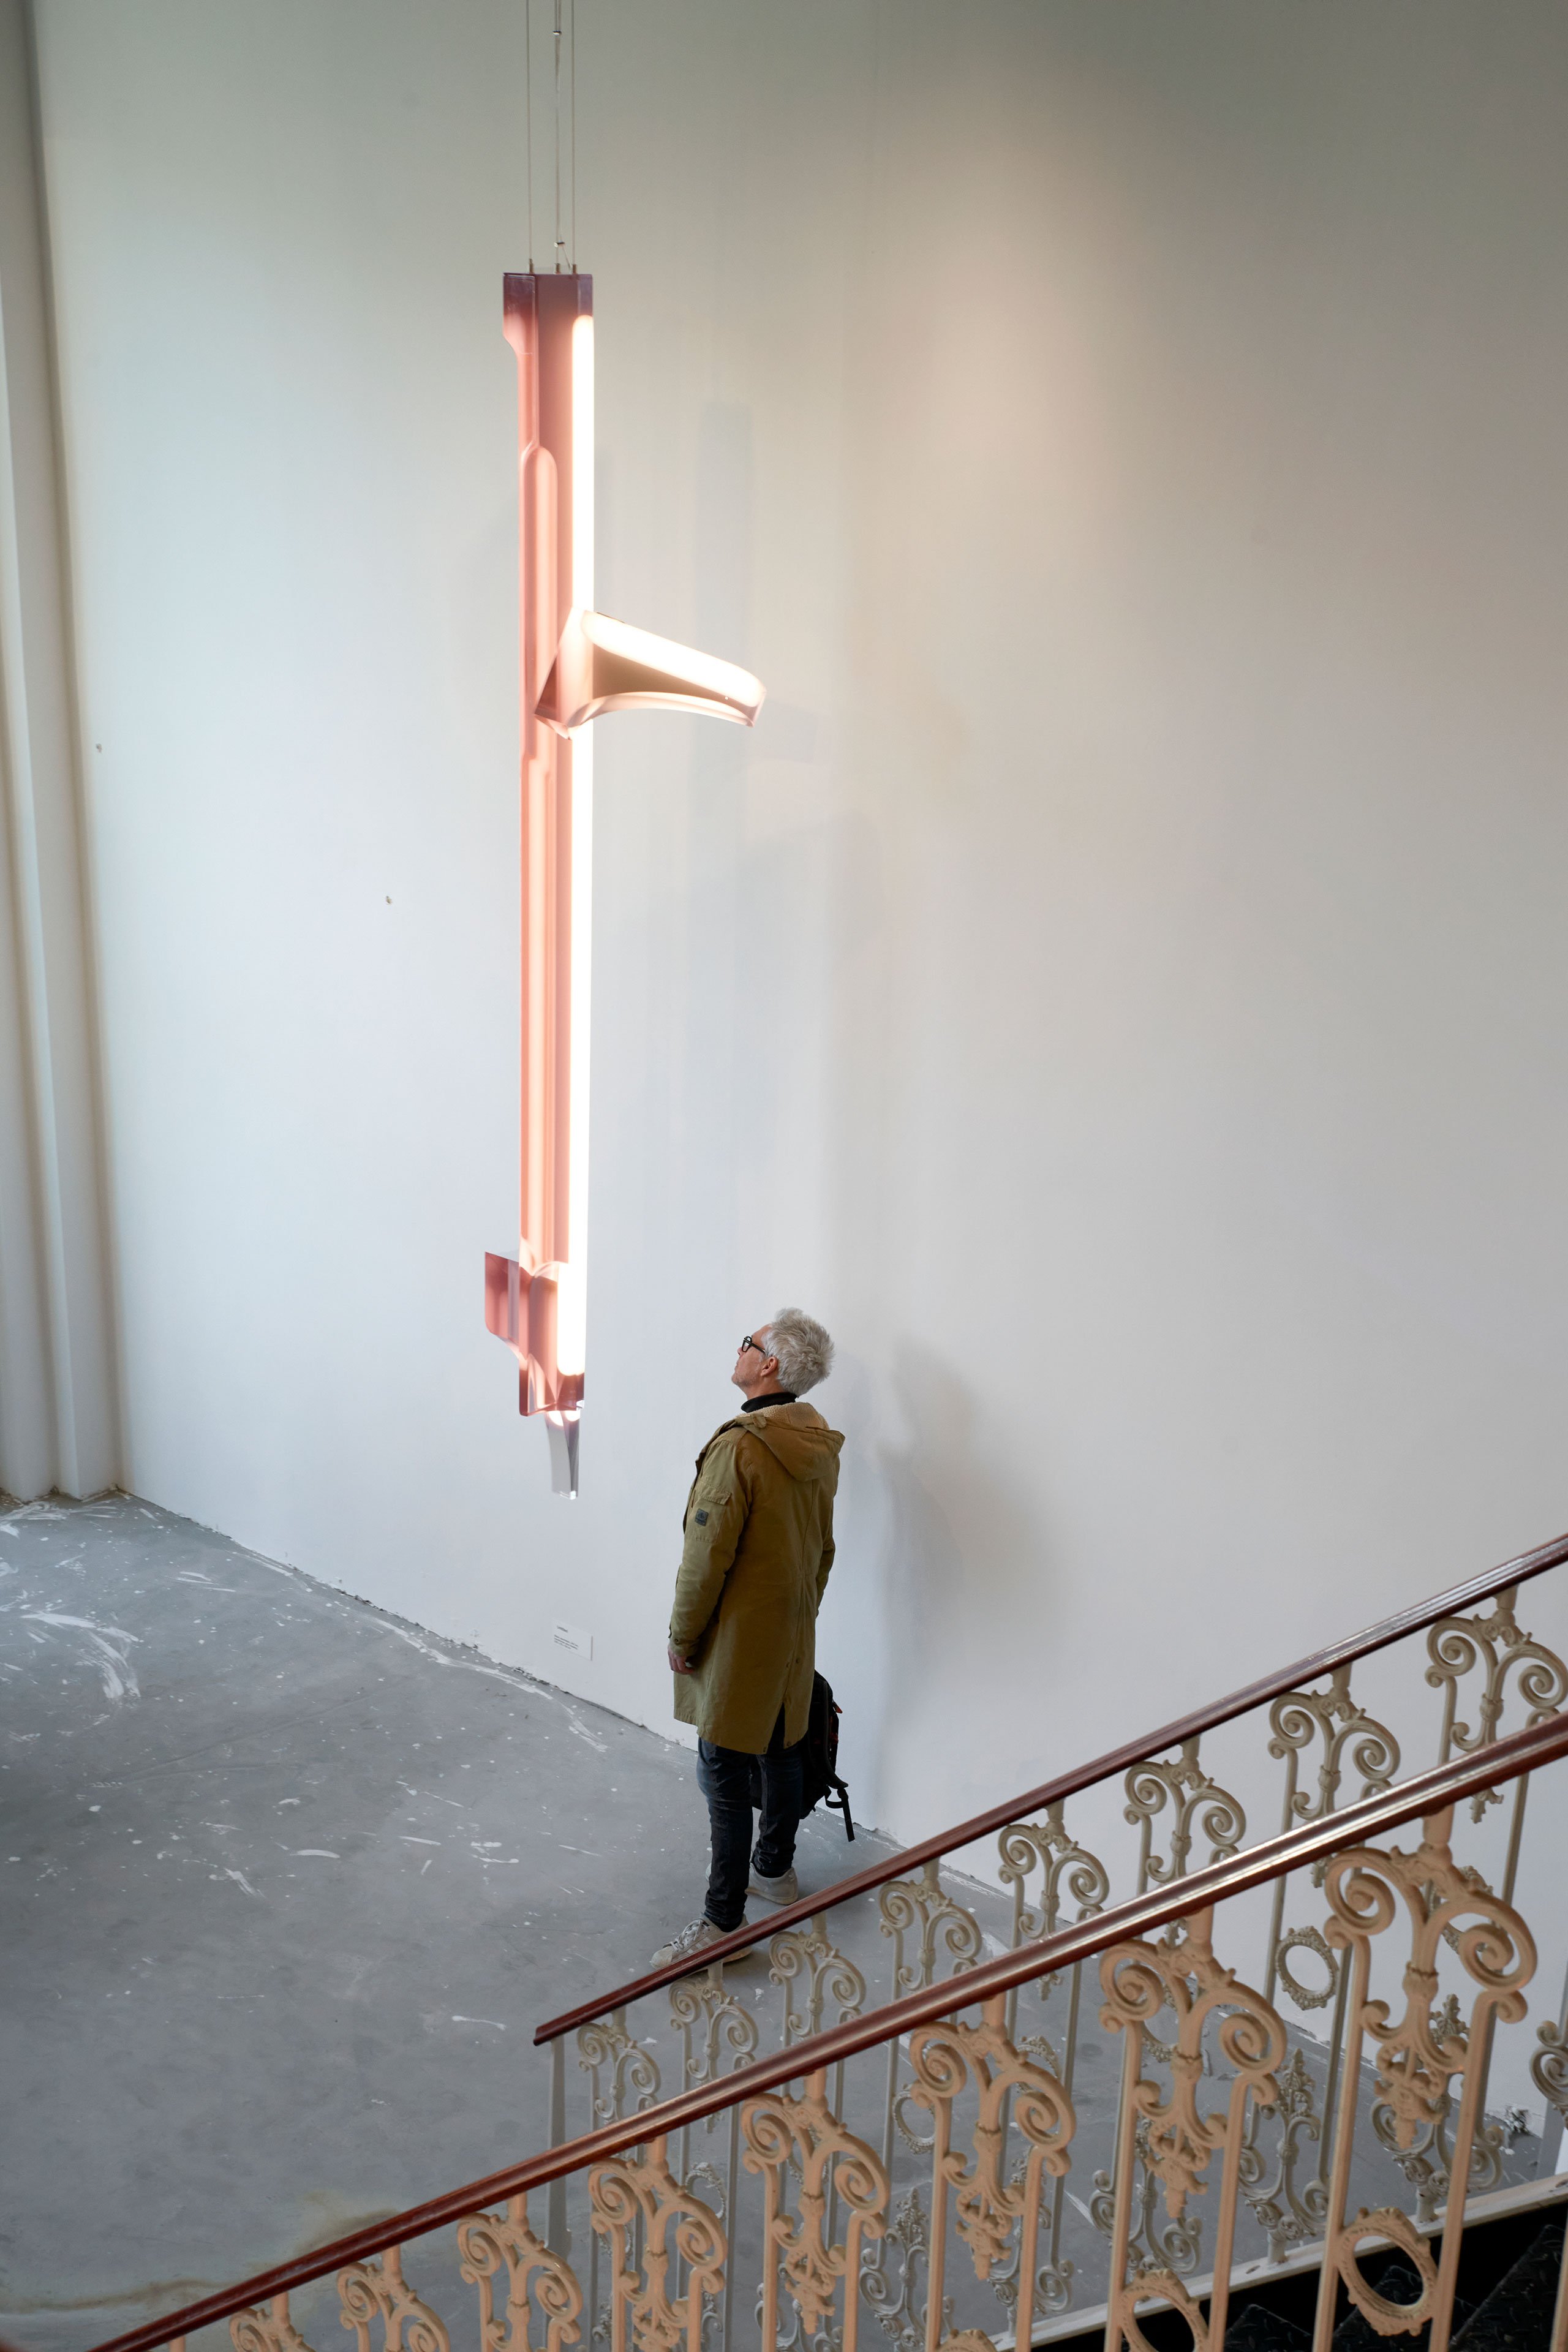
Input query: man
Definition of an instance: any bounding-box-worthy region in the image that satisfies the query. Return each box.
[654,1309,842,1967]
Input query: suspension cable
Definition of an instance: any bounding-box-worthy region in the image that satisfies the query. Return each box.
[524,0,534,268]
[553,0,564,271]
[570,0,577,270]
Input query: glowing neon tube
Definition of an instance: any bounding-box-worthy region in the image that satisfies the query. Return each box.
[484,273,764,1496]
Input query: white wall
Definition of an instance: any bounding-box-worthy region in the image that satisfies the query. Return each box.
[0,0,117,1503]
[26,0,1568,1844]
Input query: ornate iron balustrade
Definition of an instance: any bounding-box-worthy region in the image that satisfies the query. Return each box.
[532,1529,1568,2261]
[86,1711,1568,2352]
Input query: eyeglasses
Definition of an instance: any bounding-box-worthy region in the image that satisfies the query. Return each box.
[739,1333,770,1357]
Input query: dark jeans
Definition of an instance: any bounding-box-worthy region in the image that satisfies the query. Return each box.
[697,1706,804,1933]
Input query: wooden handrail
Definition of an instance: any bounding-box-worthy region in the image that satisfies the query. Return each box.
[534,1523,1568,2043]
[85,1705,1568,2352]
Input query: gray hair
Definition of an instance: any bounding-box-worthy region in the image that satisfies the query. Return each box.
[764,1308,834,1396]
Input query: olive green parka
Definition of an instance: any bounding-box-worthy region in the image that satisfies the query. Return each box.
[668,1400,843,1752]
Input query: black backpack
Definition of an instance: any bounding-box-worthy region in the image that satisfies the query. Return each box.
[801,1672,854,1841]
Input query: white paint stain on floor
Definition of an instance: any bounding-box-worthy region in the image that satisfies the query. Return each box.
[17,1612,141,1703]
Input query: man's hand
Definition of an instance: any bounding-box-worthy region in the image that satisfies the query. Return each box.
[668,1642,694,1676]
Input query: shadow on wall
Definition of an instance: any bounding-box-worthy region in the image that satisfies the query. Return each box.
[873,1339,1055,1841]
[691,398,754,804]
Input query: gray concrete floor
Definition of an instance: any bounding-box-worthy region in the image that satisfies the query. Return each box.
[0,1493,892,2351]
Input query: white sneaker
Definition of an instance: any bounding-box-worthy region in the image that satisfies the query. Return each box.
[748,1865,799,1905]
[651,1917,728,1968]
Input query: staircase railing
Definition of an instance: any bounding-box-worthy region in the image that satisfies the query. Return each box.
[86,1708,1568,2352]
[539,1527,1568,2043]
[532,1529,1568,2239]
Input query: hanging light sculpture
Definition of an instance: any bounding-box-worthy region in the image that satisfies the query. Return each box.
[483,238,763,1496]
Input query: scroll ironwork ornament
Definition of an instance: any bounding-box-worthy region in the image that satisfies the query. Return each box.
[1532,2018,1568,2129]
[1425,1589,1568,1813]
[231,2296,314,2352]
[858,2189,944,2352]
[1099,1909,1286,2222]
[1370,2082,1505,2230]
[1099,1907,1285,2352]
[1363,1970,1501,2228]
[1267,1668,1401,1823]
[681,2160,727,2225]
[579,2007,662,2121]
[903,1994,1075,2352]
[756,2293,840,2352]
[588,2134,726,2352]
[878,1860,984,1994]
[668,1969,759,2090]
[338,2245,451,2352]
[1234,2047,1327,2263]
[1317,1806,1536,2345]
[1020,2029,1065,2076]
[1122,1740,1246,1893]
[741,2065,889,2352]
[984,2150,1074,2322]
[997,1801,1110,1946]
[458,2193,585,2352]
[1088,2124,1204,2278]
[768,1914,868,2043]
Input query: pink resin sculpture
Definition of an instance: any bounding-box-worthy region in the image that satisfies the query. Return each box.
[484,273,764,1496]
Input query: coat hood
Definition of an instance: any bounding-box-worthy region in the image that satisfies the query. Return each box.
[729,1400,844,1483]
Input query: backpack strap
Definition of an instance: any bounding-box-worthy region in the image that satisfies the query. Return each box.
[824,1774,854,1841]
